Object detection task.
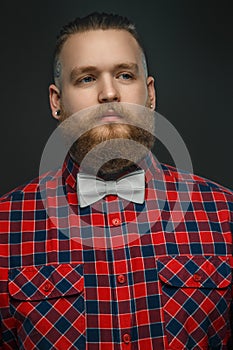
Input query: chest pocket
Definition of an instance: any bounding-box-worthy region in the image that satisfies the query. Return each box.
[9,264,85,350]
[157,256,232,350]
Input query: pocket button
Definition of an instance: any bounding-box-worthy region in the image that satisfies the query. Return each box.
[193,273,202,282]
[43,282,52,292]
[117,274,126,284]
[122,333,131,344]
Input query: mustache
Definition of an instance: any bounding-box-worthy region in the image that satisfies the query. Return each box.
[60,102,154,129]
[80,102,132,123]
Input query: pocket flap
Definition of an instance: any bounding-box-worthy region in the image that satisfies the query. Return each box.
[157,256,231,289]
[9,263,83,300]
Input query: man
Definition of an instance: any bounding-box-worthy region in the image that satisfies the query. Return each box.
[0,12,233,350]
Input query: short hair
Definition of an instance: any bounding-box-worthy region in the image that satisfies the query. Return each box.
[53,12,148,87]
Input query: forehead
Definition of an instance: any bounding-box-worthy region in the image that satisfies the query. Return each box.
[59,29,143,71]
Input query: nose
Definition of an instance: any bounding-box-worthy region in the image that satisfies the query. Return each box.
[98,75,120,103]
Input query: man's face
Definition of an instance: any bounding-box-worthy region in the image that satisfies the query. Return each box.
[49,29,156,175]
[49,29,155,115]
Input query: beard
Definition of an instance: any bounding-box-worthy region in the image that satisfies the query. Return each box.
[59,102,155,178]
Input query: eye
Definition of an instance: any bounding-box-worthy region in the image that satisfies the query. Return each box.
[78,76,96,84]
[118,73,134,80]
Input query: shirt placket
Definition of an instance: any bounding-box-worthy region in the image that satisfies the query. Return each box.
[105,199,133,348]
[112,247,132,350]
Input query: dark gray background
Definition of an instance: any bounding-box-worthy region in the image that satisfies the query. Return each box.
[0,0,232,196]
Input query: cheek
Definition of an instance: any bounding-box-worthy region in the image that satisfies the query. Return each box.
[61,89,97,114]
[121,84,149,104]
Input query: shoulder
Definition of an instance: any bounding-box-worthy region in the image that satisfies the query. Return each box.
[160,162,233,200]
[0,168,62,206]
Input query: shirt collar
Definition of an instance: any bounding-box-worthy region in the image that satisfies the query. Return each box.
[62,151,161,191]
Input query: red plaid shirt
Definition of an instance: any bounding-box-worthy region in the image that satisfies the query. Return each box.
[0,152,233,350]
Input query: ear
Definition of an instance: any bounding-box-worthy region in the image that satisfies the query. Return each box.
[49,84,61,120]
[146,76,156,110]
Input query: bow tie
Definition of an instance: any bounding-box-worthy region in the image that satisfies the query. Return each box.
[77,170,145,208]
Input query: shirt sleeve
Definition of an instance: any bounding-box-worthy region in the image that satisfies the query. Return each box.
[0,266,18,349]
[230,199,233,346]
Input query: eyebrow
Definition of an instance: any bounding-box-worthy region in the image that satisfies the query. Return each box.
[70,63,139,82]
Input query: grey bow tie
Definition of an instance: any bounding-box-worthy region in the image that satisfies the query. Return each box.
[77,170,145,208]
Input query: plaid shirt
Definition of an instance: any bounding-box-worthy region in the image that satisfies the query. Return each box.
[0,152,233,350]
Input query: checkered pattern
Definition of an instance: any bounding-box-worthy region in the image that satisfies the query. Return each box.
[0,152,233,349]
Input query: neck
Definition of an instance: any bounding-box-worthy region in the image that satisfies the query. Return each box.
[97,162,140,181]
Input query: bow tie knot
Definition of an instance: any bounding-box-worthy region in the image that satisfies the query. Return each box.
[77,170,145,208]
[105,181,117,195]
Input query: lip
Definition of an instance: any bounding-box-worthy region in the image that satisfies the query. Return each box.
[99,110,123,123]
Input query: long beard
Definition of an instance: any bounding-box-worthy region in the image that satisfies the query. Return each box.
[60,103,155,178]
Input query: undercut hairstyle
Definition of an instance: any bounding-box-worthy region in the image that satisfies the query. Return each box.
[53,12,148,89]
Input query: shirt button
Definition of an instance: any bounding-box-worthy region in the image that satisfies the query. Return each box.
[43,282,52,292]
[122,333,131,344]
[117,274,126,284]
[193,273,202,282]
[112,218,121,226]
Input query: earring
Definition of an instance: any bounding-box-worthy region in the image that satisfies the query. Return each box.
[55,110,61,116]
[150,104,153,109]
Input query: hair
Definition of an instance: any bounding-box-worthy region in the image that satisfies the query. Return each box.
[53,12,148,88]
